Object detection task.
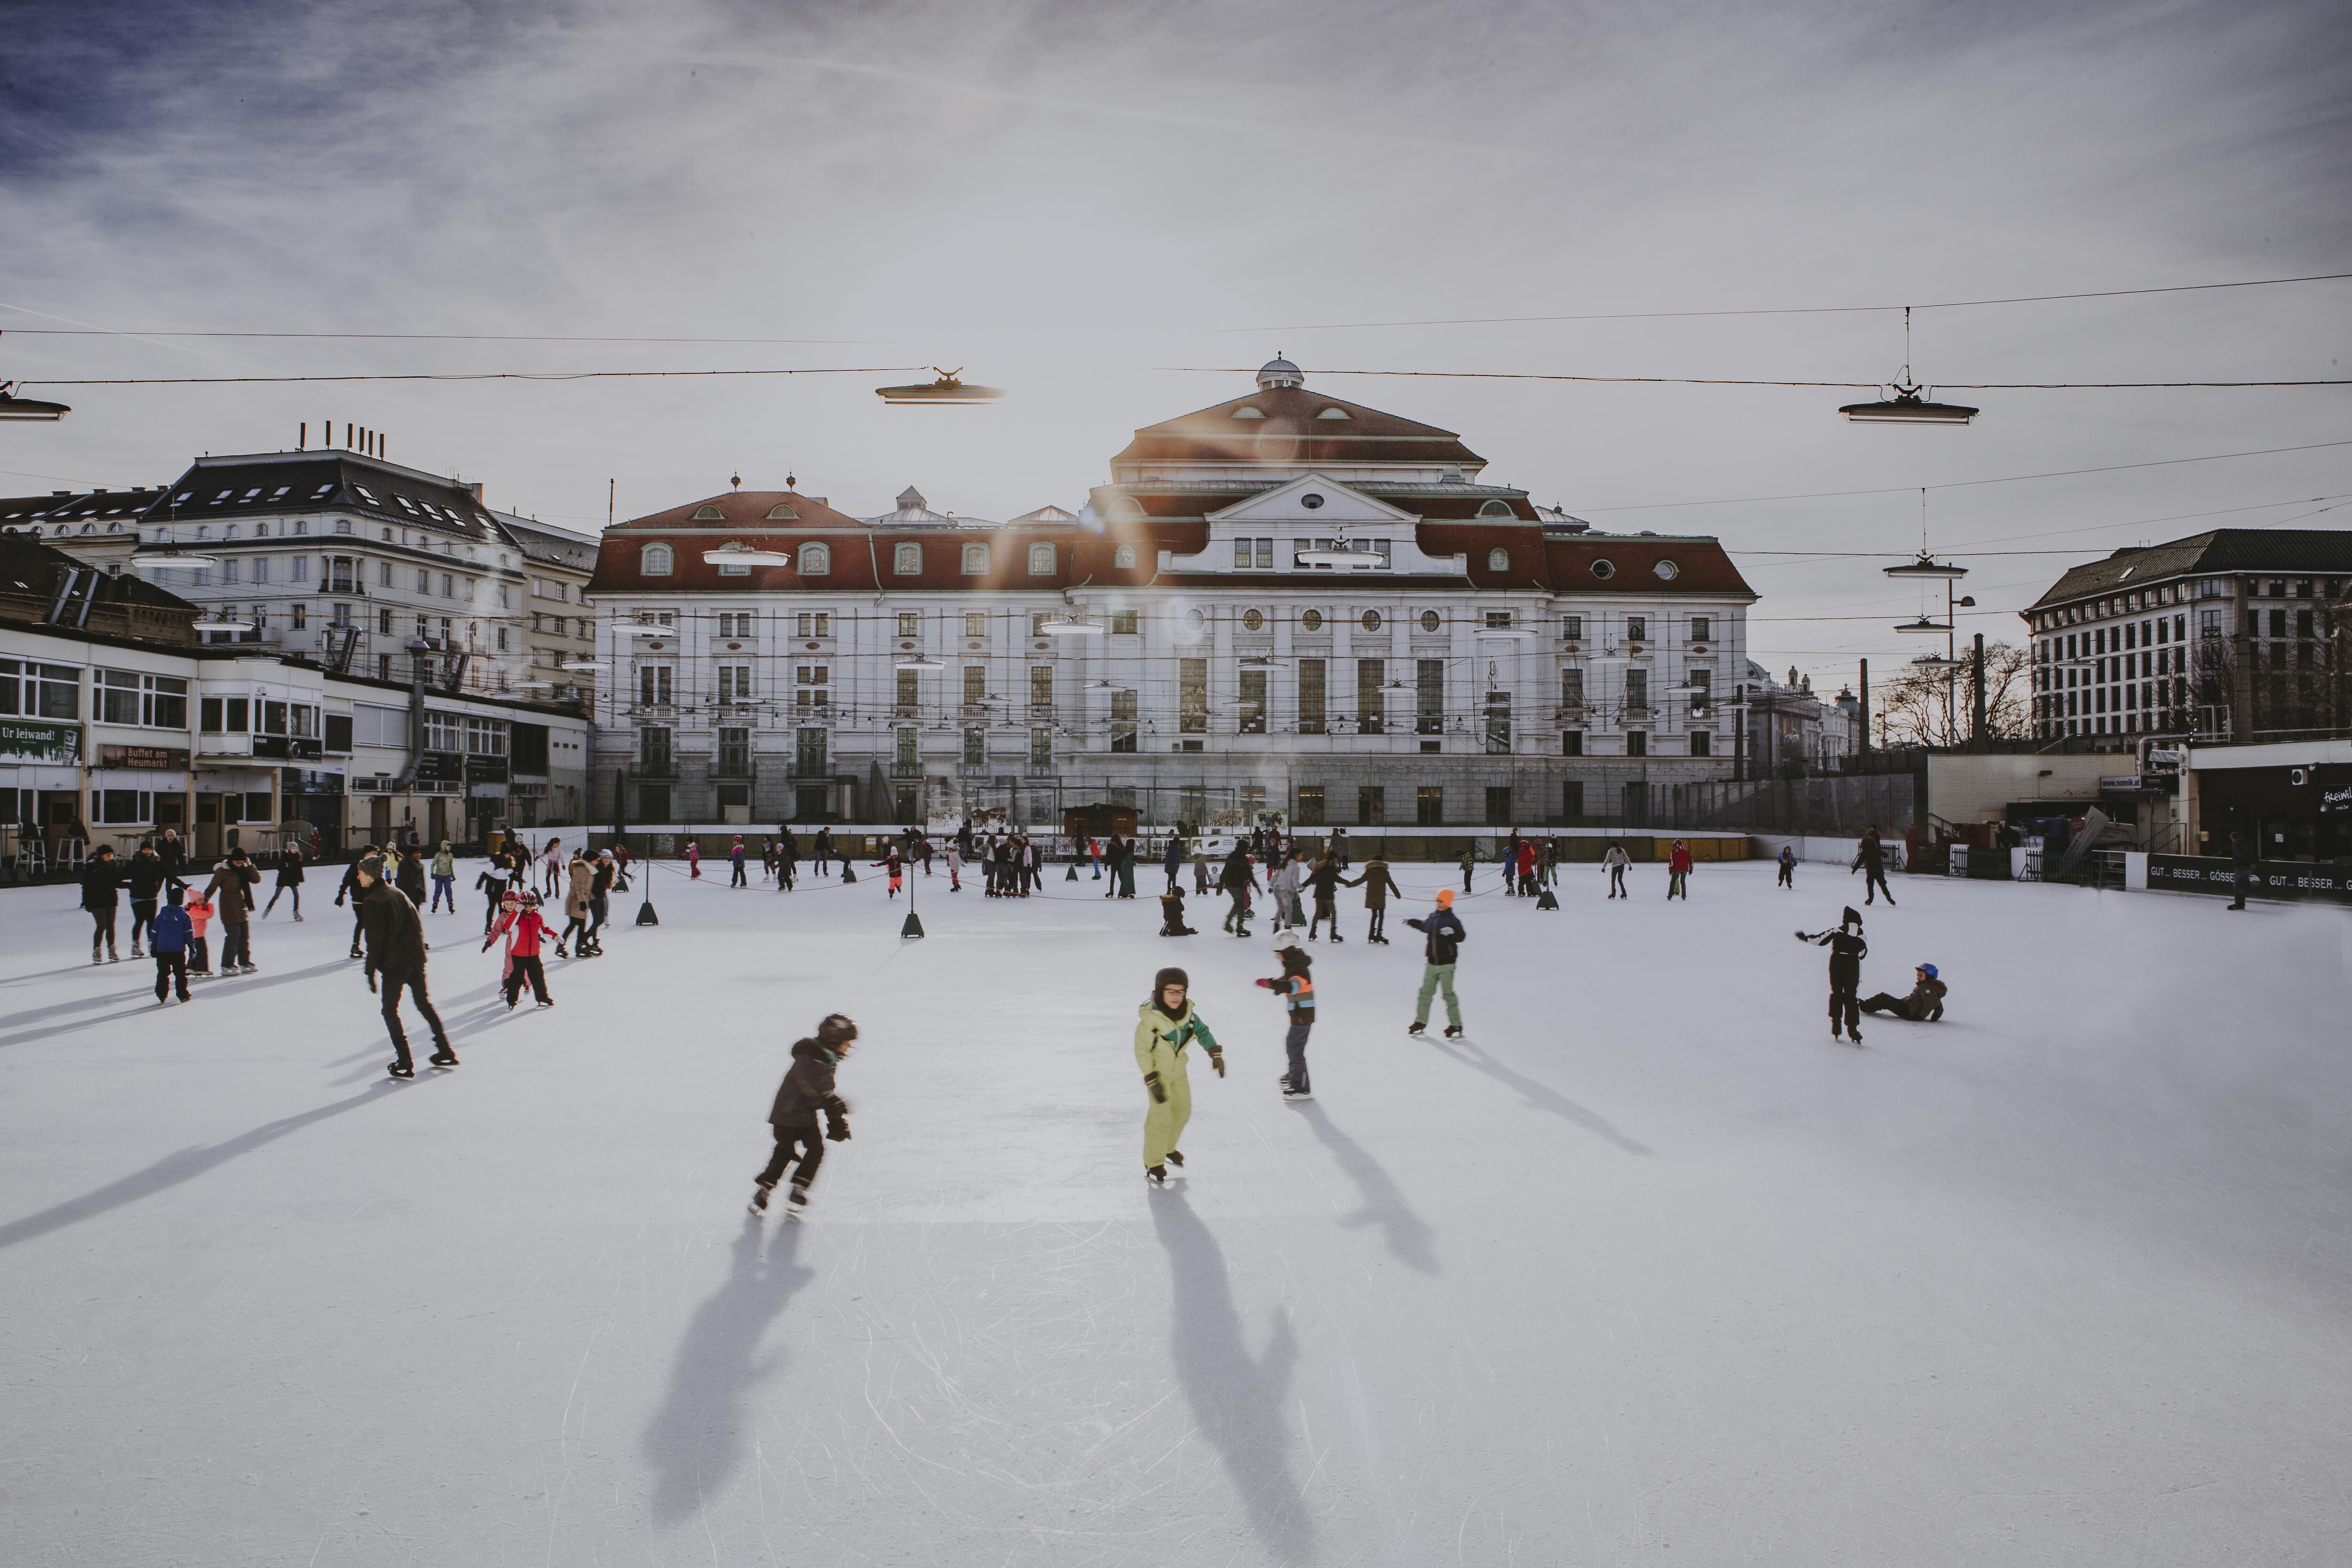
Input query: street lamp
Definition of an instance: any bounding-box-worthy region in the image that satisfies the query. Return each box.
[1837,307,1979,424]
[876,368,1004,405]
[701,543,793,566]
[0,384,70,421]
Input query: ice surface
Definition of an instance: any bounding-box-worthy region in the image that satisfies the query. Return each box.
[3,857,2350,1566]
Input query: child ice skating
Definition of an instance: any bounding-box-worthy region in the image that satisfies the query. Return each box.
[484,889,555,1008]
[1860,964,1948,1022]
[1158,883,1197,936]
[1777,844,1796,888]
[1135,966,1224,1185]
[1603,843,1630,899]
[751,1014,857,1214]
[1798,905,1869,1045]
[1255,931,1316,1099]
[150,884,193,1003]
[1404,888,1467,1039]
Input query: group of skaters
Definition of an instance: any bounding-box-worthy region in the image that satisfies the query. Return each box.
[1788,827,1938,1045]
[78,840,316,1002]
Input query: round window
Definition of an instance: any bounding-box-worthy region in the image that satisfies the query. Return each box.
[1301,493,1325,510]
[1302,609,1325,631]
[1420,609,1441,633]
[1653,558,1679,581]
[1187,608,1206,629]
[1591,558,1616,580]
[1242,609,1264,631]
[1361,610,1383,632]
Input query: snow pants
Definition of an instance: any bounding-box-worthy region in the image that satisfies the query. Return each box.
[1414,963,1462,1029]
[1142,1055,1194,1169]
[1860,992,1941,1021]
[1862,868,1895,905]
[153,949,189,1002]
[1829,985,1860,1037]
[1283,1022,1312,1093]
[759,1118,826,1192]
[503,955,550,1007]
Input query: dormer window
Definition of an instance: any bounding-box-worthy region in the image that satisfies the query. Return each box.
[894,542,922,575]
[1028,544,1056,575]
[641,543,674,576]
[1487,548,1510,571]
[765,503,798,520]
[1315,406,1351,420]
[692,505,725,520]
[961,543,990,575]
[1478,500,1515,518]
[1113,544,1137,569]
[1231,406,1267,420]
[799,542,830,575]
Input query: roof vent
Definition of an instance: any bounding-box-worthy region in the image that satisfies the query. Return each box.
[1231,406,1267,420]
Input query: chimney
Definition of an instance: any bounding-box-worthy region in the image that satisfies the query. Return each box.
[466,480,484,503]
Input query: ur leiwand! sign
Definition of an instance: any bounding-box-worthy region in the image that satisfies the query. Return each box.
[0,719,78,762]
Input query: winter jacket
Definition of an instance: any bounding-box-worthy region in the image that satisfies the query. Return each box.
[432,847,455,877]
[1899,975,1948,1019]
[275,850,306,886]
[769,1037,850,1129]
[1405,907,1467,965]
[157,834,186,876]
[591,860,616,899]
[1602,847,1630,870]
[206,861,260,919]
[358,880,428,976]
[1854,836,1887,873]
[149,904,193,955]
[1163,840,1183,876]
[1810,929,1867,988]
[2227,833,2255,867]
[487,907,548,959]
[1218,847,1258,894]
[1669,845,1693,874]
[126,852,168,901]
[335,860,368,907]
[79,860,122,910]
[1347,860,1402,908]
[1269,859,1302,901]
[566,859,594,919]
[394,854,427,906]
[1261,968,1315,1024]
[184,893,215,939]
[1132,1000,1222,1082]
[1306,860,1345,901]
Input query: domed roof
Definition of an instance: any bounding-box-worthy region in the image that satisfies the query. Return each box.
[1255,355,1303,390]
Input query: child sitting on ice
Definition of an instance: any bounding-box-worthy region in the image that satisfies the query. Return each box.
[1158,883,1197,936]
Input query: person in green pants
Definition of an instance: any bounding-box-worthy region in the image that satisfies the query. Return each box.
[1404,887,1468,1039]
[1134,965,1224,1185]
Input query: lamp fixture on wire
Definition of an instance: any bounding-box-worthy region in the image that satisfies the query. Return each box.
[1839,308,1980,424]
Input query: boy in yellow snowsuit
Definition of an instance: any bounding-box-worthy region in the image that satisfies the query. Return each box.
[1134,965,1223,1185]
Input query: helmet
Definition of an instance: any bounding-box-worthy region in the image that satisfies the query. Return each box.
[519,890,541,908]
[1919,962,1938,979]
[1271,929,1303,952]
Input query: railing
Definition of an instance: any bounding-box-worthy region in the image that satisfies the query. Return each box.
[889,761,923,780]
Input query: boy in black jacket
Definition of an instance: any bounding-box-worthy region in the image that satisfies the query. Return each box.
[752,1014,858,1214]
[1798,905,1868,1044]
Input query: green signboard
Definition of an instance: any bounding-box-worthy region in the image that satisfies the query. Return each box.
[0,719,79,763]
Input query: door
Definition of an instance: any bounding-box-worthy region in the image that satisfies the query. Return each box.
[796,784,830,823]
[195,793,222,859]
[369,794,391,844]
[428,796,448,845]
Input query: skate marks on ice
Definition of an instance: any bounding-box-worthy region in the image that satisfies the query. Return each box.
[643,1215,816,1525]
[0,959,354,1051]
[0,1080,409,1251]
[1293,1103,1438,1276]
[1429,1037,1653,1157]
[1150,1192,1316,1562]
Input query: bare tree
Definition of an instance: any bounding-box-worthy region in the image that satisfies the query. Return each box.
[1877,640,2031,748]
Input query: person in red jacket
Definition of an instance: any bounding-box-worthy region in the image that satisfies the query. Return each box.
[483,889,554,1008]
[1667,839,1694,900]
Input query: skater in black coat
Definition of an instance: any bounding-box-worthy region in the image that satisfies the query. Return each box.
[1798,905,1868,1044]
[1853,828,1896,907]
[80,847,123,963]
[1218,844,1259,937]
[752,1015,857,1213]
[354,857,457,1077]
[334,846,379,958]
[124,844,169,957]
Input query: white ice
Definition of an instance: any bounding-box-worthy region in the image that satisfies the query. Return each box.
[3,854,2349,1567]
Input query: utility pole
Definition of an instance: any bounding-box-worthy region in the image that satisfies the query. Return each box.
[1971,633,1986,751]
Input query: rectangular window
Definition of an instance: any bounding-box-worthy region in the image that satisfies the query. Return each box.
[1415,785,1443,826]
[376,560,392,587]
[1180,657,1208,733]
[1238,668,1267,734]
[440,573,454,598]
[640,726,672,768]
[1295,785,1325,826]
[1254,538,1273,569]
[717,613,751,638]
[1416,659,1443,734]
[896,727,919,771]
[1560,668,1584,708]
[1485,786,1513,826]
[1690,615,1711,643]
[1626,669,1649,712]
[1356,659,1384,734]
[1297,658,1326,734]
[1357,785,1385,826]
[1562,781,1586,819]
[1627,615,1647,642]
[964,612,986,637]
[895,543,922,575]
[961,544,989,576]
[1485,610,1511,630]
[963,665,986,708]
[717,665,752,704]
[1563,731,1583,757]
[1029,727,1051,765]
[97,669,143,725]
[638,665,675,706]
[1562,614,1583,641]
[1111,688,1138,752]
[1028,543,1055,575]
[1234,538,1253,569]
[144,675,188,729]
[897,612,921,637]
[1111,610,1138,635]
[715,727,746,776]
[254,558,270,584]
[796,727,827,774]
[1484,691,1511,754]
[897,669,920,709]
[1029,665,1054,711]
[462,716,504,756]
[962,727,985,766]
[796,612,834,638]
[1627,730,1648,757]
[1691,729,1711,756]
[327,557,355,592]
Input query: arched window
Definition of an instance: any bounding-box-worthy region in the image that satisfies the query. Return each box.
[1478,499,1516,518]
[692,504,725,520]
[1487,547,1509,571]
[641,543,674,576]
[962,543,989,575]
[894,542,922,575]
[1113,544,1137,569]
[1028,543,1056,575]
[256,522,270,537]
[799,542,830,575]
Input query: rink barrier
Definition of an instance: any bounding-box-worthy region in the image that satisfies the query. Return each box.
[580,825,1752,865]
[2143,852,2352,905]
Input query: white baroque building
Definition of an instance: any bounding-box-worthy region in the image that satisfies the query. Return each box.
[584,361,1757,830]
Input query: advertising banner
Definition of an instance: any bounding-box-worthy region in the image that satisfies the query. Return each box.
[0,718,79,762]
[2148,854,2352,904]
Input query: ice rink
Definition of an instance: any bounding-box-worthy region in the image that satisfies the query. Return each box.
[3,853,2349,1566]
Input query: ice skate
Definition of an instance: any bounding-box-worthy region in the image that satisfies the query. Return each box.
[428,1051,460,1068]
[1406,1020,1425,1036]
[749,1181,773,1215]
[387,1060,415,1079]
[787,1184,810,1209]
[1282,1084,1313,1101]
[1146,1164,1168,1186]
[131,944,144,958]
[1443,1025,1463,1039]
[1165,1149,1183,1168]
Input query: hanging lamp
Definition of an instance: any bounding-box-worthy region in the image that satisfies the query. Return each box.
[876,367,1004,405]
[1840,308,1979,424]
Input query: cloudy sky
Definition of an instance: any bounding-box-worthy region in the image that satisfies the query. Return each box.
[4,0,2348,687]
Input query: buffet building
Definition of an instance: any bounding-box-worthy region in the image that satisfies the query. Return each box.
[584,360,1756,832]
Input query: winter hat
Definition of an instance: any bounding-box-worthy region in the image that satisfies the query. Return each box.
[1918,962,1938,979]
[816,1013,859,1048]
[1435,888,1455,907]
[1271,929,1303,952]
[1841,905,1863,930]
[357,854,386,882]
[1152,966,1190,998]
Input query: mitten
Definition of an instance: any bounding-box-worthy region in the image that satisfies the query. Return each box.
[1209,1053,1226,1079]
[1254,977,1275,989]
[1145,1070,1168,1104]
[826,1120,852,1143]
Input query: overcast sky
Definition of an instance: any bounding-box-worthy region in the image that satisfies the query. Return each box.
[4,0,2348,688]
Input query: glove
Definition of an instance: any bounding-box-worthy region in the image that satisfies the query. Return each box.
[826,1120,852,1142]
[1145,1070,1167,1104]
[1210,1053,1226,1079]
[1255,977,1275,989]
[481,940,493,953]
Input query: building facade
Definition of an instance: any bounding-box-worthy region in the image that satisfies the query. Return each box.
[2024,530,2352,747]
[583,361,1756,830]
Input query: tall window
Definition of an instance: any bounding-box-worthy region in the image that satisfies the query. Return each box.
[1029,727,1051,765]
[963,665,986,709]
[1028,543,1055,575]
[795,727,826,775]
[1029,666,1053,711]
[638,665,674,706]
[798,543,829,575]
[963,612,986,637]
[1691,730,1711,756]
[716,665,751,704]
[1295,786,1325,826]
[896,727,919,772]
[1110,689,1137,752]
[1690,615,1711,643]
[1180,658,1208,733]
[894,542,922,575]
[962,728,985,766]
[897,669,920,709]
[1562,780,1584,816]
[1356,659,1384,734]
[1562,614,1583,640]
[1415,785,1443,826]
[718,726,750,775]
[1357,785,1385,826]
[640,726,672,768]
[1238,669,1267,733]
[962,544,989,575]
[1562,731,1583,756]
[794,665,830,709]
[1627,730,1648,757]
[717,613,752,638]
[1561,668,1585,708]
[1296,658,1325,734]
[641,544,673,575]
[1627,615,1647,642]
[1626,669,1649,712]
[796,611,833,637]
[1484,692,1512,754]
[1417,660,1443,733]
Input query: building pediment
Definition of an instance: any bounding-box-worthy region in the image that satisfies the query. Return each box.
[1205,476,1417,527]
